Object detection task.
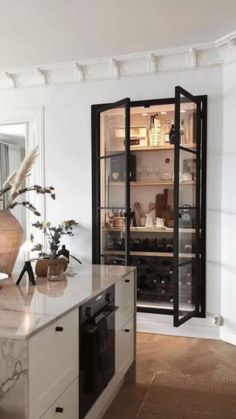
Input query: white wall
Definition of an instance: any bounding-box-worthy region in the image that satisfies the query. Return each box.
[220,61,236,345]
[0,66,223,337]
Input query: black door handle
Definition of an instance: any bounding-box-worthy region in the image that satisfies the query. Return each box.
[125,279,130,283]
[55,407,64,413]
[55,326,64,332]
[124,328,130,332]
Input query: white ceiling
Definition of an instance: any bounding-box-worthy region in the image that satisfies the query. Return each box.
[0,0,236,69]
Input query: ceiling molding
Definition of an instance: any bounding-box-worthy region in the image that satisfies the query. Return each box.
[0,30,235,90]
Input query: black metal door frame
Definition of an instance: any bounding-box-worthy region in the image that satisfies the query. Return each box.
[91,93,207,324]
[173,86,203,327]
[91,98,131,265]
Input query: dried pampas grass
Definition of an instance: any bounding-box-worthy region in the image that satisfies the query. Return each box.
[0,146,55,216]
[9,146,39,201]
[2,170,16,190]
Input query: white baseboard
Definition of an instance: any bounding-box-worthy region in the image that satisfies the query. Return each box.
[220,329,236,346]
[137,312,219,340]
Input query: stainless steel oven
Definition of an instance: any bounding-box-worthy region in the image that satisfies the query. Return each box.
[79,285,116,419]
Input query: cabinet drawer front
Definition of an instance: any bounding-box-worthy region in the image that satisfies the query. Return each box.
[116,317,134,377]
[115,273,134,332]
[41,378,78,419]
[29,309,79,419]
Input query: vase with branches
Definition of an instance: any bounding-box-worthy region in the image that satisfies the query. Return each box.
[0,146,56,275]
[32,220,78,259]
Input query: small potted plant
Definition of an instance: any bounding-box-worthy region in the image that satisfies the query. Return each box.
[32,220,78,276]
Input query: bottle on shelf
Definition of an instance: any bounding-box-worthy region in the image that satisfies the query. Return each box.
[164,120,171,143]
[149,114,161,146]
[169,122,175,144]
[180,119,185,144]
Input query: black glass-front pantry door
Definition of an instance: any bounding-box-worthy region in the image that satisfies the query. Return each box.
[92,98,131,266]
[173,86,203,327]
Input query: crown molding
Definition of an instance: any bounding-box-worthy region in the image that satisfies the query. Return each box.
[0,30,235,90]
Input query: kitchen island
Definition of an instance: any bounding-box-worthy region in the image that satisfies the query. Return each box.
[0,264,136,419]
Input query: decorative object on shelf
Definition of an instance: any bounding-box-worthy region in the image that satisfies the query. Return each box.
[134,202,145,227]
[183,158,196,181]
[0,146,55,275]
[149,114,161,146]
[32,219,78,277]
[156,189,173,227]
[164,120,171,143]
[130,209,137,227]
[145,213,153,228]
[160,158,172,181]
[180,119,186,143]
[148,202,156,224]
[156,217,165,228]
[16,260,36,286]
[115,126,148,148]
[160,172,172,181]
[113,215,125,228]
[140,216,146,227]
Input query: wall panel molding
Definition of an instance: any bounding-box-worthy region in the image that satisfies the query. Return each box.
[0,30,235,90]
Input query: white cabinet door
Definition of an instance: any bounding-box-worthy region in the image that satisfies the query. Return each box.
[115,273,134,333]
[116,317,134,378]
[29,309,79,419]
[41,378,78,419]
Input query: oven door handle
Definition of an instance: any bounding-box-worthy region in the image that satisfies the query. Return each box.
[104,305,119,316]
[94,305,119,323]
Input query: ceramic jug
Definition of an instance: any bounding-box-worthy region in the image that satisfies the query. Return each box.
[156,217,165,228]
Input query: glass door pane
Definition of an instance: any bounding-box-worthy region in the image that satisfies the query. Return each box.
[174,87,201,327]
[98,98,130,266]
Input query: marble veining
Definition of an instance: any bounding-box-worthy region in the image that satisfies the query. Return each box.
[0,338,27,419]
[0,264,134,340]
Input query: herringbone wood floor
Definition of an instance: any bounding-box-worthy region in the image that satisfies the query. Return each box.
[103,333,236,419]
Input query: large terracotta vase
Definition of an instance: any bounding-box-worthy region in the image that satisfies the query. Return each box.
[0,210,24,275]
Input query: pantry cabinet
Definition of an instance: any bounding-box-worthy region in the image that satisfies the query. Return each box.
[91,86,207,327]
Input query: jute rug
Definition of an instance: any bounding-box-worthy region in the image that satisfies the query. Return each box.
[136,371,236,419]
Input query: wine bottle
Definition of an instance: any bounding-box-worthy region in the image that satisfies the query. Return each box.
[165,243,174,253]
[169,123,175,144]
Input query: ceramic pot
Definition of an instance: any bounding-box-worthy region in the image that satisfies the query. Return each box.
[35,258,68,277]
[113,217,125,228]
[0,210,24,275]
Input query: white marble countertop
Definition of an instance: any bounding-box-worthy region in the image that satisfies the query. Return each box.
[0,264,135,341]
